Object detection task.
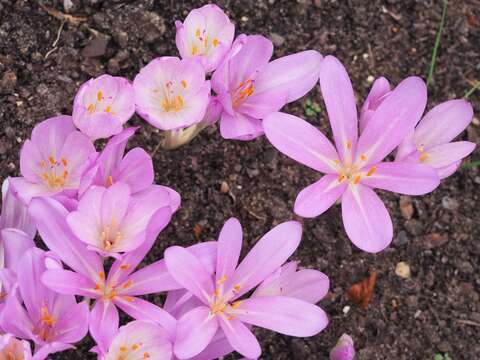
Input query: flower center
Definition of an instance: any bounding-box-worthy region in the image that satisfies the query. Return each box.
[336,157,377,186]
[232,79,254,108]
[1,338,26,360]
[191,28,220,56]
[156,80,186,113]
[116,342,151,360]
[417,145,430,162]
[86,90,114,115]
[33,305,57,342]
[100,219,123,251]
[208,275,242,320]
[39,156,69,189]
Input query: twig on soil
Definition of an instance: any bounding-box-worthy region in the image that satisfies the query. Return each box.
[247,209,266,221]
[45,19,66,59]
[456,319,480,327]
[464,81,480,99]
[38,1,87,25]
[426,0,448,87]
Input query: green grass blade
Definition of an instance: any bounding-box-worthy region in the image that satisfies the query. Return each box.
[461,161,480,169]
[426,0,449,87]
[464,81,480,99]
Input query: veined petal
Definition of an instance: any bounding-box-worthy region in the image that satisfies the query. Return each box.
[41,269,99,298]
[8,177,59,205]
[219,111,264,141]
[216,218,242,284]
[437,161,461,179]
[360,162,440,195]
[406,141,476,169]
[0,288,34,340]
[1,228,35,272]
[112,147,154,193]
[174,306,219,360]
[164,246,214,305]
[233,296,328,337]
[53,300,89,344]
[355,76,427,166]
[294,175,347,218]
[414,99,474,148]
[263,112,340,173]
[229,221,302,299]
[341,185,393,253]
[89,300,119,355]
[218,315,261,359]
[319,56,358,163]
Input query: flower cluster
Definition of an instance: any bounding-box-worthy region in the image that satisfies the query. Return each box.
[0,3,475,359]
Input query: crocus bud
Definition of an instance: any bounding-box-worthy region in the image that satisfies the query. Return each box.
[329,334,355,360]
[359,77,391,132]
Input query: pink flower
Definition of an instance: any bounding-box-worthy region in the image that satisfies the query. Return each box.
[10,116,96,204]
[67,182,173,257]
[134,57,211,131]
[211,34,322,140]
[99,320,172,360]
[29,195,189,355]
[164,218,328,359]
[264,56,440,253]
[0,248,89,358]
[73,74,135,141]
[329,333,355,360]
[396,99,476,179]
[175,4,235,73]
[0,334,33,359]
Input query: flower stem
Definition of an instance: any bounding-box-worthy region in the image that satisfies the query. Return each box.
[162,123,208,150]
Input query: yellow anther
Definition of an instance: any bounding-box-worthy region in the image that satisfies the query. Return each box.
[94,283,101,290]
[204,36,209,47]
[48,156,56,165]
[213,38,219,47]
[353,175,361,185]
[120,264,130,271]
[61,157,68,167]
[346,140,352,150]
[233,284,241,293]
[195,28,201,37]
[122,280,134,289]
[119,345,127,352]
[99,271,105,280]
[124,296,136,302]
[105,106,112,113]
[107,175,114,187]
[191,46,198,55]
[143,352,151,358]
[181,80,187,88]
[360,153,367,161]
[367,166,377,177]
[131,343,139,350]
[227,315,236,321]
[87,103,95,113]
[419,152,429,162]
[40,306,55,326]
[161,95,184,112]
[213,289,219,297]
[231,301,242,309]
[338,174,346,182]
[217,275,227,285]
[97,91,103,102]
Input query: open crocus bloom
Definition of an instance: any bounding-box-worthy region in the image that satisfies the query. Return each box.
[79,128,154,195]
[29,195,186,355]
[211,34,322,140]
[134,57,211,131]
[264,56,441,253]
[101,321,172,360]
[0,248,89,358]
[10,116,96,204]
[165,218,328,359]
[175,4,235,73]
[0,334,33,360]
[329,333,355,360]
[67,182,172,256]
[73,74,135,141]
[396,99,476,179]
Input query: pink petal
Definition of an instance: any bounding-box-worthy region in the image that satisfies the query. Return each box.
[436,161,461,179]
[219,111,264,141]
[8,177,59,204]
[218,315,261,359]
[359,77,391,132]
[53,300,89,344]
[174,306,219,359]
[30,115,76,161]
[408,141,476,169]
[112,148,154,193]
[233,296,328,336]
[341,185,393,253]
[216,218,242,284]
[89,300,119,354]
[294,174,347,218]
[229,221,302,299]
[263,112,340,173]
[29,197,103,280]
[319,56,358,163]
[360,162,440,195]
[164,246,214,305]
[414,99,474,148]
[101,182,131,230]
[41,269,99,298]
[1,228,35,272]
[59,131,96,187]
[0,288,34,340]
[355,76,427,166]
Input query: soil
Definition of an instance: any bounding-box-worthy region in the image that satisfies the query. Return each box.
[1,0,479,359]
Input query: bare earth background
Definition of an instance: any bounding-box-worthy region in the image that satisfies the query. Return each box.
[0,0,479,359]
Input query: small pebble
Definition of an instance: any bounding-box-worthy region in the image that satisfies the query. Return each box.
[367,75,375,83]
[399,196,414,219]
[270,33,285,47]
[423,233,448,249]
[442,196,459,211]
[220,181,230,193]
[342,305,350,314]
[393,230,409,246]
[395,261,411,278]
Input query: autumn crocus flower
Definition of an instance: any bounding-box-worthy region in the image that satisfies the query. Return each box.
[99,321,173,360]
[264,56,440,253]
[0,248,89,358]
[79,128,154,195]
[29,194,185,354]
[329,334,355,360]
[176,4,235,73]
[10,116,96,204]
[165,218,328,359]
[0,334,33,359]
[211,34,322,140]
[67,182,170,257]
[73,74,135,141]
[396,99,475,179]
[134,57,211,131]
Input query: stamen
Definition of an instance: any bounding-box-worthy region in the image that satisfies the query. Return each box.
[227,315,236,321]
[419,152,429,162]
[191,45,198,55]
[122,280,134,289]
[120,345,127,352]
[132,343,139,350]
[346,140,352,150]
[195,28,201,37]
[213,38,219,47]
[61,157,68,167]
[124,296,136,302]
[107,175,114,186]
[217,275,227,285]
[360,153,367,161]
[231,301,242,309]
[105,106,112,113]
[353,175,361,184]
[233,284,241,293]
[161,94,184,112]
[143,352,151,358]
[48,156,56,165]
[120,264,130,271]
[99,271,105,280]
[40,160,46,168]
[40,306,55,326]
[181,80,187,88]
[338,174,346,182]
[87,103,95,113]
[367,166,377,176]
[97,91,103,102]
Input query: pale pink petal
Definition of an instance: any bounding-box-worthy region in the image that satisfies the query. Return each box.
[112,148,154,193]
[229,221,302,299]
[1,228,35,272]
[218,316,261,359]
[0,290,34,340]
[233,296,328,336]
[407,141,476,169]
[53,300,89,344]
[414,99,474,148]
[174,306,219,359]
[59,131,96,187]
[263,112,340,173]
[359,77,391,132]
[294,175,347,218]
[41,269,99,298]
[355,76,427,166]
[164,246,214,305]
[216,218,242,284]
[9,177,59,204]
[319,56,358,163]
[341,185,393,253]
[219,111,264,141]
[436,161,461,179]
[360,162,440,195]
[89,300,119,355]
[30,115,75,161]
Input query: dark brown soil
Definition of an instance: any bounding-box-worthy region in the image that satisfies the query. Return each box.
[1,0,479,359]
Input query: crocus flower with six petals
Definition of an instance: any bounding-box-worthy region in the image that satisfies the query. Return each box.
[175,4,235,73]
[165,218,328,359]
[264,56,440,253]
[73,74,135,141]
